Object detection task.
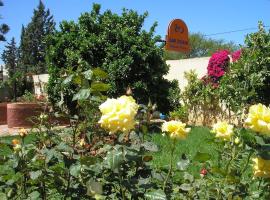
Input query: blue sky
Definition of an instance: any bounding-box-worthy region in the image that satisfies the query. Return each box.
[1,0,270,64]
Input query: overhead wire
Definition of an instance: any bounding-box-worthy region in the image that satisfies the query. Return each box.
[204,25,270,37]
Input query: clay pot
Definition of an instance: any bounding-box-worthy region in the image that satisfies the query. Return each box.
[0,103,7,125]
[7,103,43,128]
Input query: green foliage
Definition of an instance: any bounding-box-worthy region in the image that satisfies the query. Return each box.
[47,3,179,113]
[169,105,189,122]
[164,32,238,60]
[0,0,9,42]
[219,22,270,116]
[1,37,23,100]
[18,90,36,102]
[20,1,55,74]
[181,70,222,125]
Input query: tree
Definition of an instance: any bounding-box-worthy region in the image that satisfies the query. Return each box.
[20,0,55,74]
[1,37,19,100]
[164,33,238,60]
[0,0,9,41]
[47,4,180,113]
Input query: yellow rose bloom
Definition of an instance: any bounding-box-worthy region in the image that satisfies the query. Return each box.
[252,157,270,178]
[19,128,27,137]
[211,121,234,141]
[98,95,139,134]
[245,103,270,135]
[161,120,190,140]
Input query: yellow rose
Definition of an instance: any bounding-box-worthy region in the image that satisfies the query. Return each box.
[211,121,234,141]
[245,103,270,135]
[161,120,190,140]
[19,128,27,137]
[98,95,139,134]
[252,157,270,178]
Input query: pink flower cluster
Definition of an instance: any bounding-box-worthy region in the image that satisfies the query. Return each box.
[207,50,230,78]
[231,49,242,62]
[201,49,242,88]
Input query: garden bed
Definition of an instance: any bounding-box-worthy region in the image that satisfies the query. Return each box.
[7,103,43,128]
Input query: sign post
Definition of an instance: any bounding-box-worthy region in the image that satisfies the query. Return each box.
[165,19,190,53]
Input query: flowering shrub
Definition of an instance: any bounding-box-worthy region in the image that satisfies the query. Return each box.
[161,120,190,140]
[98,95,139,134]
[231,49,242,62]
[207,50,230,80]
[245,103,270,135]
[211,121,234,141]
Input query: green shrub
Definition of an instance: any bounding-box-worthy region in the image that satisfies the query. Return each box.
[219,22,270,115]
[46,3,179,114]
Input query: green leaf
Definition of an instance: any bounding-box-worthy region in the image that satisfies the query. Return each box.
[193,152,211,162]
[104,148,124,171]
[83,69,93,80]
[255,136,265,145]
[179,183,192,191]
[145,190,166,200]
[142,142,159,152]
[177,159,190,171]
[62,74,74,85]
[28,191,40,199]
[0,193,7,200]
[70,164,81,177]
[183,172,194,182]
[80,156,98,166]
[91,82,110,92]
[93,68,108,79]
[86,179,103,196]
[72,89,91,101]
[73,75,82,85]
[30,170,42,180]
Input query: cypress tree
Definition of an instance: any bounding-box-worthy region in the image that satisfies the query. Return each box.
[20,0,55,74]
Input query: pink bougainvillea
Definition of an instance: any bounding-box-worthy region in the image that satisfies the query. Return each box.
[202,50,230,88]
[201,49,242,88]
[231,49,242,62]
[207,50,230,78]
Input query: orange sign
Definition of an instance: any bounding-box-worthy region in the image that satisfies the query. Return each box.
[165,19,189,53]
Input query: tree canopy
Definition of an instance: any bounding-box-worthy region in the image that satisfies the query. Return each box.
[1,37,19,99]
[0,0,9,42]
[47,4,180,113]
[20,0,55,74]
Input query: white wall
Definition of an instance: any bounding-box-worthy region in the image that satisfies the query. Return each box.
[165,57,210,90]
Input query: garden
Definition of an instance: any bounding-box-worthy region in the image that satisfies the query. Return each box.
[1,2,270,200]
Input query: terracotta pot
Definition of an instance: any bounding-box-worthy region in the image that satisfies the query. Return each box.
[0,102,7,125]
[7,103,43,128]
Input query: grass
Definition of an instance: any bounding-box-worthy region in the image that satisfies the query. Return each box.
[0,133,37,145]
[0,126,219,176]
[148,126,221,176]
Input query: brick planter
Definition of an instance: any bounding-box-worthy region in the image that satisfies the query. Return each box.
[0,103,7,125]
[7,103,43,128]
